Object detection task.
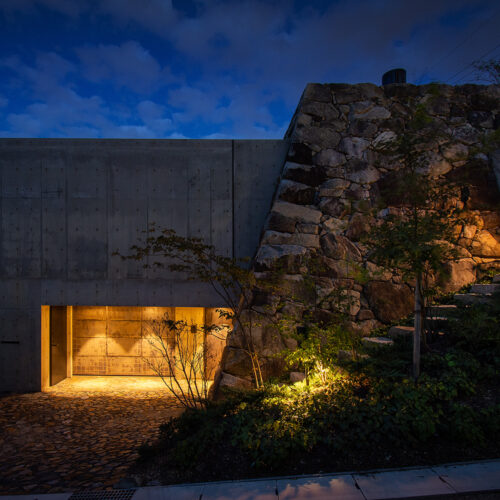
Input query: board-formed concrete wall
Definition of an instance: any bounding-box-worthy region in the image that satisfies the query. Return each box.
[0,139,288,392]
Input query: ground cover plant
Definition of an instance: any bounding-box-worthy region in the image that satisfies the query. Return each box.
[131,291,500,485]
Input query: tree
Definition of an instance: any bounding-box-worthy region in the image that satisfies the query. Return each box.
[142,313,226,409]
[366,109,462,381]
[115,225,282,390]
[473,58,500,84]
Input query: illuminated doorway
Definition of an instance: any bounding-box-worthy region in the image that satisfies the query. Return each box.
[41,306,229,388]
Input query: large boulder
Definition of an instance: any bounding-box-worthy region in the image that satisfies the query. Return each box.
[319,198,349,217]
[351,101,391,120]
[339,137,370,159]
[438,259,476,293]
[261,231,319,248]
[345,159,380,184]
[319,178,350,197]
[301,101,340,121]
[265,212,296,233]
[277,179,316,205]
[294,125,341,150]
[345,213,373,241]
[313,149,346,167]
[365,281,414,323]
[272,201,322,224]
[254,244,308,270]
[222,347,254,378]
[282,162,328,187]
[218,372,252,390]
[320,233,362,262]
[471,230,500,257]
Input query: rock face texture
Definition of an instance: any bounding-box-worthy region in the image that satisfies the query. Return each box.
[219,82,500,386]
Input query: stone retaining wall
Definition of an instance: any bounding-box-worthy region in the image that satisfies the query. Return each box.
[218,82,500,387]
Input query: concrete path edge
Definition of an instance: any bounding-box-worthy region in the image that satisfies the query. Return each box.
[2,458,499,500]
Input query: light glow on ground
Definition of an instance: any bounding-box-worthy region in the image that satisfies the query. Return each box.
[45,375,212,394]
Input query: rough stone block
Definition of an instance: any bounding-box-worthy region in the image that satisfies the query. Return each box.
[277,179,316,205]
[219,372,252,389]
[320,233,362,262]
[365,281,413,323]
[272,201,322,224]
[282,161,327,187]
[313,149,346,167]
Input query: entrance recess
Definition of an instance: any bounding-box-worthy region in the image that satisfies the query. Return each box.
[42,305,229,388]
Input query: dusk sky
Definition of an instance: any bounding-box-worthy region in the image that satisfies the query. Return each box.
[0,0,499,139]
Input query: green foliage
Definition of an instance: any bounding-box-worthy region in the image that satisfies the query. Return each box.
[284,323,359,383]
[114,225,285,388]
[365,110,461,280]
[365,106,468,380]
[473,58,500,84]
[147,298,500,477]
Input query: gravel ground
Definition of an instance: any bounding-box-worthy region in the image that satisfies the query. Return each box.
[0,376,182,495]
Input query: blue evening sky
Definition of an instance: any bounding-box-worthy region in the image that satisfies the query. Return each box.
[0,0,498,139]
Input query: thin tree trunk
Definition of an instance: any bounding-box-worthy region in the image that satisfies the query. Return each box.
[413,272,422,381]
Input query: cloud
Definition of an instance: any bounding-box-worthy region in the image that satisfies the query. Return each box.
[97,0,178,36]
[168,0,497,87]
[137,100,173,134]
[0,51,179,138]
[0,0,83,17]
[1,0,498,139]
[167,79,289,138]
[77,41,165,93]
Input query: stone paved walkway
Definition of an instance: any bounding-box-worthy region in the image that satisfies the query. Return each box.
[0,377,183,495]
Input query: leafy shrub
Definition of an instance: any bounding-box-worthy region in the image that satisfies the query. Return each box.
[142,299,500,479]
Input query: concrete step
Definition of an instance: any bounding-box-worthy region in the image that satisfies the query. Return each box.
[454,293,493,305]
[362,336,394,349]
[388,325,413,338]
[493,274,500,283]
[427,304,458,317]
[470,283,500,294]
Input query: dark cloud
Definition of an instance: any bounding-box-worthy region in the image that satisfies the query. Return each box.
[77,41,166,93]
[97,0,178,35]
[0,0,84,17]
[1,0,498,138]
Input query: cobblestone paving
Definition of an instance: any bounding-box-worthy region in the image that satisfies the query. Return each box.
[0,377,183,494]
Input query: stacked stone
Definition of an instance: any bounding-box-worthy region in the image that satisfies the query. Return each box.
[219,82,500,387]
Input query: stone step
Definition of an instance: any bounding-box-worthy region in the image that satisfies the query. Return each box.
[388,325,413,338]
[470,283,500,294]
[425,316,449,328]
[362,336,394,349]
[427,304,458,317]
[493,274,500,283]
[454,293,493,305]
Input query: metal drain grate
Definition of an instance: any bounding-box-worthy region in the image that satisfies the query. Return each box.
[69,489,136,500]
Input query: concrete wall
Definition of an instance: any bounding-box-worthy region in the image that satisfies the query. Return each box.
[0,139,289,392]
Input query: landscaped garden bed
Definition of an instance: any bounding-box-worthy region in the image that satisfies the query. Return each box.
[130,294,500,486]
